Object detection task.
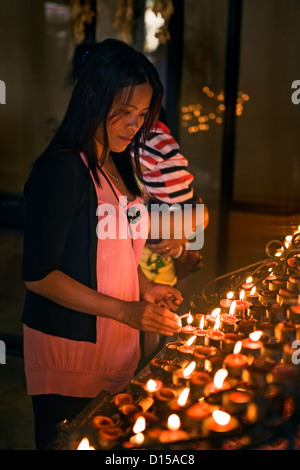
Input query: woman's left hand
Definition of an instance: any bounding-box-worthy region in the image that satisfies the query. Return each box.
[141,283,183,312]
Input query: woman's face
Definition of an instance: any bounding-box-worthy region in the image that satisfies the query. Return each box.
[95,82,153,156]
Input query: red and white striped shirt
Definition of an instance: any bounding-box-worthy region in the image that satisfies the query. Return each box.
[133,121,194,204]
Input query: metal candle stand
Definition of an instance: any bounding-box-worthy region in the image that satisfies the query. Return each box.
[49,232,300,450]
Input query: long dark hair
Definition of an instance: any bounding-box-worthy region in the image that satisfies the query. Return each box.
[33,38,164,195]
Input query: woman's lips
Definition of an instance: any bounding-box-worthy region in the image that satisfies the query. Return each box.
[119,136,132,144]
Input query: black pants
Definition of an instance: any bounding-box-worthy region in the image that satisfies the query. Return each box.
[31,394,91,450]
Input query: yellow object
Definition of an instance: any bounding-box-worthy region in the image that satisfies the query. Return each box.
[139,246,177,286]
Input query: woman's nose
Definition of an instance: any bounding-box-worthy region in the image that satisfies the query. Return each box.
[127,114,140,132]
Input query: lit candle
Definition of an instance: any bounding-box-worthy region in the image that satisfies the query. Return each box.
[221,300,237,332]
[235,290,250,318]
[223,341,248,379]
[177,335,197,361]
[194,315,207,345]
[129,416,146,447]
[242,276,254,292]
[204,368,231,397]
[159,414,188,443]
[205,308,221,328]
[168,387,191,415]
[203,410,239,435]
[143,379,163,397]
[220,291,235,312]
[246,286,259,304]
[77,437,95,450]
[172,361,196,387]
[205,315,225,348]
[180,312,196,339]
[241,330,263,360]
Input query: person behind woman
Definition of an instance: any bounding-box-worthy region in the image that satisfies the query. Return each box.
[134,107,209,286]
[22,38,183,449]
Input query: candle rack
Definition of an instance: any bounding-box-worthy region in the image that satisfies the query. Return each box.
[189,231,300,314]
[48,232,300,450]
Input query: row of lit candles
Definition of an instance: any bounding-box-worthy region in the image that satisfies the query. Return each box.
[76,227,300,449]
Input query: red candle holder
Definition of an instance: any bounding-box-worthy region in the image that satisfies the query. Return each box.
[179,324,197,340]
[223,389,253,417]
[223,351,248,379]
[241,331,263,360]
[276,288,298,307]
[287,304,300,324]
[184,401,211,433]
[220,313,237,332]
[189,371,211,398]
[286,274,300,293]
[203,410,239,436]
[259,289,277,306]
[274,321,297,343]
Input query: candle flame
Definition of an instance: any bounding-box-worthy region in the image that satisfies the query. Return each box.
[133,416,146,434]
[167,414,181,431]
[199,315,205,329]
[211,307,221,319]
[187,312,193,325]
[177,387,190,406]
[285,235,292,242]
[246,276,253,284]
[212,410,231,426]
[213,315,221,331]
[249,330,262,341]
[130,432,144,445]
[213,368,228,389]
[77,438,95,450]
[233,341,242,354]
[146,379,159,392]
[250,286,256,296]
[239,289,245,301]
[227,291,234,300]
[186,335,197,347]
[183,361,196,378]
[229,300,236,315]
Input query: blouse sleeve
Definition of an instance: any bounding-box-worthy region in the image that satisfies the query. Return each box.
[22,153,86,281]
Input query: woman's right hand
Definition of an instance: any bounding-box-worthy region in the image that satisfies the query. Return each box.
[123,301,182,336]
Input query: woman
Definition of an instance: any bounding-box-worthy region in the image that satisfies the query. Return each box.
[22,38,183,449]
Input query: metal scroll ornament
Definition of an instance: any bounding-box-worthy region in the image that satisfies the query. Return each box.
[189,232,300,314]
